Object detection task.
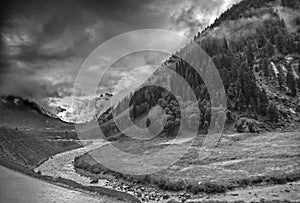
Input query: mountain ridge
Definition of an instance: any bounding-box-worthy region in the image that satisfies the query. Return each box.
[0,95,72,129]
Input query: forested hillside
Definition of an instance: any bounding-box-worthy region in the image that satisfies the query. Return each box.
[99,0,300,136]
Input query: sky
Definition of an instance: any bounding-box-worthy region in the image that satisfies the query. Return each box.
[0,0,241,122]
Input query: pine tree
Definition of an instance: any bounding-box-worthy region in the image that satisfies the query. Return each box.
[240,61,257,106]
[259,89,269,116]
[268,103,279,122]
[262,58,269,77]
[187,72,195,88]
[286,36,295,53]
[223,35,229,50]
[237,89,245,111]
[212,55,222,70]
[194,73,200,88]
[132,104,137,119]
[277,66,285,90]
[246,42,255,67]
[265,40,275,57]
[275,32,285,54]
[257,34,267,48]
[286,65,297,96]
[265,23,277,44]
[220,68,231,90]
[230,54,239,82]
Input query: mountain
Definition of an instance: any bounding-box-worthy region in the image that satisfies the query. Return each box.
[0,95,72,130]
[193,0,300,129]
[0,95,81,169]
[97,0,300,137]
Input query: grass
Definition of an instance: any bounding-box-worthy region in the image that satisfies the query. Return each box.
[0,126,81,168]
[189,200,294,203]
[75,154,300,195]
[74,130,300,196]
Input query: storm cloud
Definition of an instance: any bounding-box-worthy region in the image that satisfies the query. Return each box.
[0,0,240,117]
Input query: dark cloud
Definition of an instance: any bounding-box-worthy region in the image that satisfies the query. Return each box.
[0,0,240,114]
[9,44,75,63]
[0,0,13,75]
[0,0,96,105]
[75,0,163,29]
[0,72,73,100]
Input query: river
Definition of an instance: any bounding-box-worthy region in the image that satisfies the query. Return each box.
[35,139,109,187]
[0,165,122,203]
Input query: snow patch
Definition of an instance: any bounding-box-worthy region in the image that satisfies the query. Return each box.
[290,108,296,114]
[292,64,299,79]
[271,62,279,76]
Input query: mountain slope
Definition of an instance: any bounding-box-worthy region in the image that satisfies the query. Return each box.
[0,95,80,168]
[98,0,300,136]
[0,126,79,169]
[0,95,72,130]
[195,0,300,128]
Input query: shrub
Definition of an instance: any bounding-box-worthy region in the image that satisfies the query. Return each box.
[235,117,258,133]
[235,118,247,132]
[91,164,102,174]
[156,177,167,189]
[187,183,201,194]
[268,103,279,122]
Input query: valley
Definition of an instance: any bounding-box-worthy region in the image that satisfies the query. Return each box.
[0,0,300,202]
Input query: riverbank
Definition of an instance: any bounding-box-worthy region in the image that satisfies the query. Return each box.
[0,164,126,203]
[0,155,141,203]
[34,140,142,202]
[0,159,140,203]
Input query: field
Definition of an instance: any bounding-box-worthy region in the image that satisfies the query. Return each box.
[75,130,300,202]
